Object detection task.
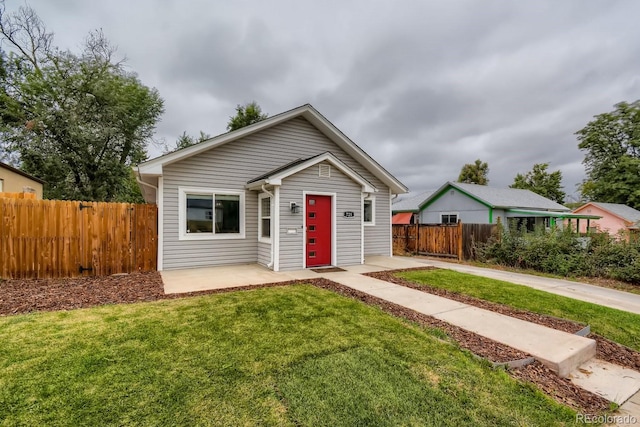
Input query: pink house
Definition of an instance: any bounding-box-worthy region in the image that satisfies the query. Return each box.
[572,202,640,238]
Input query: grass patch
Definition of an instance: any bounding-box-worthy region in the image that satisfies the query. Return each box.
[0,285,579,426]
[399,269,640,351]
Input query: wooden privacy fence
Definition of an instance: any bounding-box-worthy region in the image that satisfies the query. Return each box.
[393,222,497,260]
[0,198,157,279]
[0,192,36,199]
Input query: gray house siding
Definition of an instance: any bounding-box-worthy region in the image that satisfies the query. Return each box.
[258,240,271,267]
[279,161,362,271]
[364,192,391,256]
[420,188,491,224]
[162,117,391,270]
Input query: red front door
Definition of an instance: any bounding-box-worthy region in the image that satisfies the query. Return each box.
[305,195,332,267]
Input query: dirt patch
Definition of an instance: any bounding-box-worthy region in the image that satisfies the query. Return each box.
[0,272,612,414]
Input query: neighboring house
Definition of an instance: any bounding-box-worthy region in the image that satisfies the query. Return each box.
[136,104,408,272]
[391,190,435,224]
[572,202,640,237]
[0,162,44,199]
[417,181,599,230]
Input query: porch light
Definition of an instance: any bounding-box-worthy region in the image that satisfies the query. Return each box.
[290,202,301,214]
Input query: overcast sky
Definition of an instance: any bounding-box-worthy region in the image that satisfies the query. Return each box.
[16,0,640,198]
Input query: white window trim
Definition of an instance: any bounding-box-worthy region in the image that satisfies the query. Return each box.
[364,195,376,226]
[178,186,245,240]
[258,192,272,244]
[0,178,3,192]
[440,211,459,225]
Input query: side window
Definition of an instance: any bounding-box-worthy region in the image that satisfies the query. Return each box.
[259,194,272,242]
[363,196,375,225]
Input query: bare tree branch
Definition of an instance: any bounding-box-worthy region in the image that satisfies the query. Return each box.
[0,3,53,72]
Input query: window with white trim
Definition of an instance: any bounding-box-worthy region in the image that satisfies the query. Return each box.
[0,178,3,192]
[179,187,245,240]
[363,196,375,225]
[258,193,272,243]
[441,213,458,224]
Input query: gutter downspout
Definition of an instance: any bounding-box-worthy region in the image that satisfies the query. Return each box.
[261,184,276,269]
[135,170,158,194]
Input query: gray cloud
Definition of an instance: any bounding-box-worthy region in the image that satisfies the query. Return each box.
[18,0,640,198]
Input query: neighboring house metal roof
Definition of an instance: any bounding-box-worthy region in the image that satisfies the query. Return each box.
[392,212,413,225]
[577,202,640,224]
[420,181,570,212]
[0,161,45,184]
[392,190,437,212]
[136,104,408,194]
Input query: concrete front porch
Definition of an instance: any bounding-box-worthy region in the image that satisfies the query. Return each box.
[161,256,429,294]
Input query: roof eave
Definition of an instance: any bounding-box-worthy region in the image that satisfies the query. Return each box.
[137,104,408,194]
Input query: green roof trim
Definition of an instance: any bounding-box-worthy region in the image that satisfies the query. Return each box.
[419,183,493,211]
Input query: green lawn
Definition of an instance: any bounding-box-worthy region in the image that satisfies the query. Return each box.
[399,269,640,351]
[0,285,579,426]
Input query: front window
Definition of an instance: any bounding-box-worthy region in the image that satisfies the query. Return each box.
[364,196,375,225]
[179,187,245,240]
[186,194,213,233]
[441,213,458,224]
[259,193,272,242]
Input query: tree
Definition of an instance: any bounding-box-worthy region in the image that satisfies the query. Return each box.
[226,101,268,131]
[0,3,164,202]
[457,159,489,185]
[577,101,640,209]
[510,163,566,203]
[164,130,211,153]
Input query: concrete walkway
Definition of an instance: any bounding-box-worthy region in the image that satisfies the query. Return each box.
[325,270,595,378]
[414,258,640,315]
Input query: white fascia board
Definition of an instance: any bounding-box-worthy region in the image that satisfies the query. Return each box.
[137,106,312,176]
[245,179,282,191]
[136,104,408,195]
[302,109,408,194]
[271,153,376,193]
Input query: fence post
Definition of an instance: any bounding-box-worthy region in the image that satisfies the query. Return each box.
[457,220,463,261]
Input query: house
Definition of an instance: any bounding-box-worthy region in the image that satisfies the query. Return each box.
[572,202,640,237]
[135,104,408,272]
[391,190,435,224]
[0,161,45,199]
[416,181,599,230]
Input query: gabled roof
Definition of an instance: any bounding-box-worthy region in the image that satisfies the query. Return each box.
[420,181,570,212]
[392,190,437,212]
[0,161,45,184]
[574,202,640,224]
[137,104,407,194]
[245,152,376,193]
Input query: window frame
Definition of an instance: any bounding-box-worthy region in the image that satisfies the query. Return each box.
[258,192,272,244]
[363,196,375,226]
[440,212,459,225]
[178,187,245,240]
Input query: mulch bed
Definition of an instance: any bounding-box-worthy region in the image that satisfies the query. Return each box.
[0,271,613,414]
